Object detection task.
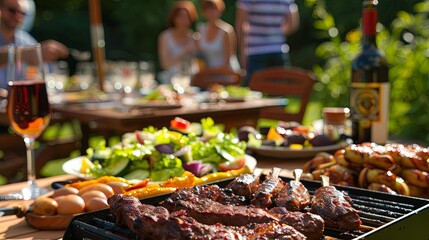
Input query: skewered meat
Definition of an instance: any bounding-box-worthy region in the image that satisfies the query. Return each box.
[274,180,310,211]
[274,169,311,211]
[163,186,324,239]
[161,189,279,226]
[269,207,324,240]
[109,194,306,240]
[250,168,285,208]
[310,185,361,231]
[226,172,261,200]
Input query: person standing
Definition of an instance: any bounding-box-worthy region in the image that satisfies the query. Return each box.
[235,0,300,86]
[197,0,240,72]
[0,0,69,89]
[158,1,199,84]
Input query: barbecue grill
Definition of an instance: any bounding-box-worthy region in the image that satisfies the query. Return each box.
[62,175,429,239]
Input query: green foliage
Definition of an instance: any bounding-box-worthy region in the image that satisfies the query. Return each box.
[307,0,429,144]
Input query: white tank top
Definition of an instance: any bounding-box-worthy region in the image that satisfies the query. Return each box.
[199,24,240,72]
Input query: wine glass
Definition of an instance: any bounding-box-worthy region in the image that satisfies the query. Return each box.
[106,61,138,111]
[6,44,51,200]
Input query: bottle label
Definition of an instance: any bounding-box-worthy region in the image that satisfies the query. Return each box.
[350,82,382,121]
[350,82,389,144]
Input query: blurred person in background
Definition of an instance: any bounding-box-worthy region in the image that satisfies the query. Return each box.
[0,0,69,89]
[235,0,300,86]
[197,0,240,72]
[157,0,199,84]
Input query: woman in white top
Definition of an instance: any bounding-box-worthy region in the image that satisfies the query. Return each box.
[198,0,240,72]
[158,1,199,83]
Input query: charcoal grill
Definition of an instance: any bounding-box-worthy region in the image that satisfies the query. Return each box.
[62,176,429,239]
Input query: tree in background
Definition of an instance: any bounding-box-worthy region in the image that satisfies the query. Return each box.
[308,0,429,143]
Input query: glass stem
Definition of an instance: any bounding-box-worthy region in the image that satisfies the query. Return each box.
[24,137,37,184]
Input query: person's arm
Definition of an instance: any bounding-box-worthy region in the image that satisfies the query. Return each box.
[40,40,69,62]
[235,6,249,69]
[282,3,300,36]
[158,31,196,70]
[222,25,237,69]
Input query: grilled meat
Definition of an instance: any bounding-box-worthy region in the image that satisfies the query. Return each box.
[367,183,397,195]
[163,186,324,239]
[250,169,285,208]
[226,172,260,200]
[187,185,247,205]
[161,189,279,226]
[311,186,362,231]
[135,211,306,240]
[269,207,324,240]
[274,180,311,211]
[108,194,169,233]
[109,195,306,240]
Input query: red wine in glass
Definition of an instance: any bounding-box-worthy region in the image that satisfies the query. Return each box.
[7,80,51,138]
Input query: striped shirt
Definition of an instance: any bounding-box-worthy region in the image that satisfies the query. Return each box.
[237,0,294,56]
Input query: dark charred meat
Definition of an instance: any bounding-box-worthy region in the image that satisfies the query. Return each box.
[135,212,306,240]
[161,190,279,226]
[109,195,306,240]
[108,194,169,233]
[269,207,324,240]
[274,180,311,211]
[186,185,247,205]
[226,173,260,200]
[311,186,362,231]
[250,170,285,208]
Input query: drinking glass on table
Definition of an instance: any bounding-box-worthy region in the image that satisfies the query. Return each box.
[6,44,51,200]
[75,61,95,90]
[46,61,69,103]
[105,61,138,110]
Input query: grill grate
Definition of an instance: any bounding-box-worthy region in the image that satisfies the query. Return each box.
[63,176,429,240]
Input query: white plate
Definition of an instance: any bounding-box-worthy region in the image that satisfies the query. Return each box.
[247,142,348,159]
[62,155,257,181]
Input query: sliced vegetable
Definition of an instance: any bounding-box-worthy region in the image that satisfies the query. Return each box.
[155,144,175,154]
[123,169,150,180]
[218,156,246,172]
[170,117,190,130]
[104,157,129,175]
[125,178,150,192]
[183,160,213,177]
[160,171,195,188]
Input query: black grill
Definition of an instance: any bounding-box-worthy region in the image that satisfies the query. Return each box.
[62,176,429,240]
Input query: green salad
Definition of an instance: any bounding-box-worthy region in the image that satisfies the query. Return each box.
[84,117,247,181]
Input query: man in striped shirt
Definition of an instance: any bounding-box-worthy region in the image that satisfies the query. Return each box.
[235,0,300,86]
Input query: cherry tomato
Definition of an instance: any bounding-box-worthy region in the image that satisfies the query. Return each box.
[170,117,190,130]
[218,157,246,172]
[135,131,145,144]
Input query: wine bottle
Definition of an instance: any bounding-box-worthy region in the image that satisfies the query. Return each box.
[350,0,389,144]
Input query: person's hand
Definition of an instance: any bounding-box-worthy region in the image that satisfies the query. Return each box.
[40,40,69,62]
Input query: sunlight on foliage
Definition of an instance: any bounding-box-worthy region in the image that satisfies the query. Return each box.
[306,0,429,143]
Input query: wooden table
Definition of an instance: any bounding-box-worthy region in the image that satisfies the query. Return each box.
[0,157,307,239]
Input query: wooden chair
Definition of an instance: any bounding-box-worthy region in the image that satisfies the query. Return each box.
[191,67,243,89]
[249,66,317,123]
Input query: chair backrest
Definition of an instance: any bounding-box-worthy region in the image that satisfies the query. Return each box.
[191,67,242,89]
[249,66,316,123]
